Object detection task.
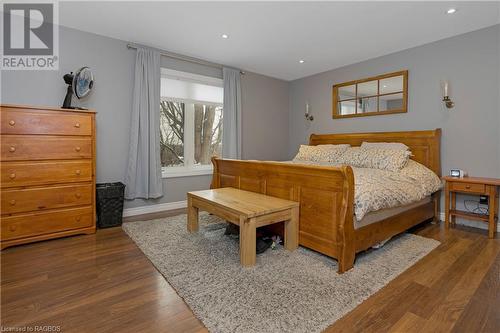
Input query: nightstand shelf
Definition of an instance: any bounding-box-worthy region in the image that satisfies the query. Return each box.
[443,176,499,238]
[449,209,489,222]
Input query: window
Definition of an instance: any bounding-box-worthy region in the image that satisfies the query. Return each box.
[160,69,223,177]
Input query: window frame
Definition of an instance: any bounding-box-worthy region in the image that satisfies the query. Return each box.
[160,69,223,178]
[332,70,408,119]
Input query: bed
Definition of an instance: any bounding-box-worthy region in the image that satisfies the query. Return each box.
[210,129,441,273]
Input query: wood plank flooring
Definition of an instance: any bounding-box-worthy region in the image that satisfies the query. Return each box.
[1,218,498,333]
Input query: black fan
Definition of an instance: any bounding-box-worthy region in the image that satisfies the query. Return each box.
[62,67,94,109]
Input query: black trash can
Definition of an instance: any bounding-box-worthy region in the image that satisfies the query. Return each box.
[96,182,125,228]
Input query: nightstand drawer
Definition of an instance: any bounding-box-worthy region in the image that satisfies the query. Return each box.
[449,182,485,193]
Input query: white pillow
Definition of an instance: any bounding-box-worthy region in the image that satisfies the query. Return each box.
[293,144,349,163]
[340,147,411,171]
[361,142,409,151]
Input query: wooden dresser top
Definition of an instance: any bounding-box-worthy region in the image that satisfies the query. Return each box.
[1,104,96,114]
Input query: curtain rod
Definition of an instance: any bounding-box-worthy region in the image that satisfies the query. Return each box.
[126,43,245,75]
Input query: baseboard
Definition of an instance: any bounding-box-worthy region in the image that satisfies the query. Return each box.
[438,212,499,231]
[123,200,187,217]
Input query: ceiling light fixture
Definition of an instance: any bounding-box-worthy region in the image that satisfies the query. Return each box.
[299,60,305,64]
[446,8,457,14]
[221,34,229,39]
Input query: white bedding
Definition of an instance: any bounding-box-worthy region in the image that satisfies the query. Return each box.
[355,196,431,229]
[287,159,442,220]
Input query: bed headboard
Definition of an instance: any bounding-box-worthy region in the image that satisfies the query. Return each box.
[309,129,441,176]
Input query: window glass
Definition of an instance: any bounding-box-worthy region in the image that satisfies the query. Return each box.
[160,69,223,173]
[160,101,185,167]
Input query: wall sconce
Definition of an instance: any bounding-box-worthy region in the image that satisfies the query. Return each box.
[305,102,314,121]
[441,80,455,109]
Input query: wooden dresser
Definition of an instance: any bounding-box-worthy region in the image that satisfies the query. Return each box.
[1,104,96,249]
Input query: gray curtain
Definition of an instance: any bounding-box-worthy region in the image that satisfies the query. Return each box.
[222,67,242,159]
[124,48,163,199]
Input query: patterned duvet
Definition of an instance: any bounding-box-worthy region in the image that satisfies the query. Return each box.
[288,160,442,220]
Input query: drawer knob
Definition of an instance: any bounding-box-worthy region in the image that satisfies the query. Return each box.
[9,146,16,152]
[466,185,471,189]
[76,216,81,222]
[75,193,82,199]
[9,225,17,232]
[75,169,81,175]
[9,200,16,206]
[74,122,81,128]
[75,146,81,152]
[8,120,15,126]
[9,173,16,179]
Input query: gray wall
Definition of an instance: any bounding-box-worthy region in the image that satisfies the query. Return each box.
[288,25,500,224]
[241,72,290,161]
[1,25,290,208]
[289,25,500,178]
[498,25,500,177]
[2,23,498,217]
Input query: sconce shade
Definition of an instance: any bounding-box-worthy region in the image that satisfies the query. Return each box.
[305,102,314,121]
[441,80,454,108]
[442,80,449,97]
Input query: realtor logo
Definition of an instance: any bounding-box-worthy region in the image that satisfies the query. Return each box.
[2,1,59,70]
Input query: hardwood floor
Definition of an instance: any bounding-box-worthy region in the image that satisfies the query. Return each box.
[1,218,498,333]
[327,223,499,333]
[1,219,205,333]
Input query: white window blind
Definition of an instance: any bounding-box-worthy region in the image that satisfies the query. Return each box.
[161,69,223,105]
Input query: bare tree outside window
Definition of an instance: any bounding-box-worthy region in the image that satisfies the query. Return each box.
[194,104,223,164]
[160,101,184,167]
[160,100,222,168]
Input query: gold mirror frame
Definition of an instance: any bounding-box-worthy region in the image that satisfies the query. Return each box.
[332,70,408,119]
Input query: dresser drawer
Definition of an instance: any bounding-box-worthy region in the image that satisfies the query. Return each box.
[449,182,486,194]
[1,135,92,161]
[1,184,93,215]
[1,109,92,136]
[1,206,93,241]
[1,160,92,188]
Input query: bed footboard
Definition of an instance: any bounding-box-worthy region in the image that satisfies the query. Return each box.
[211,157,355,273]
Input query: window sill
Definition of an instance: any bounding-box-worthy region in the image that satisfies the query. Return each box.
[162,166,213,179]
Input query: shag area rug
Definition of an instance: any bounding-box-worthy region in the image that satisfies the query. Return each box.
[123,213,439,333]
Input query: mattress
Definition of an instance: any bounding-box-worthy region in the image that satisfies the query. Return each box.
[355,196,431,229]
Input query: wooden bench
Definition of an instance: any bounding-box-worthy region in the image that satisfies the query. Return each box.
[187,188,299,267]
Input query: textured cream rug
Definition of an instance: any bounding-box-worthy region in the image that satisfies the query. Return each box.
[123,213,439,333]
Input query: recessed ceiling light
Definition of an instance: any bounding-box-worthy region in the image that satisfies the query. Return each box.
[383,85,387,88]
[221,34,229,39]
[446,8,457,14]
[299,60,305,64]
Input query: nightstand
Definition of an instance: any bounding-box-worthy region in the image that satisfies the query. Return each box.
[443,176,499,238]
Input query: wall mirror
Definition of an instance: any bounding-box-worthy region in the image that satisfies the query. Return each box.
[332,70,408,119]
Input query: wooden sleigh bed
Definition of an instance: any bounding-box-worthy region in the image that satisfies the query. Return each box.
[210,129,441,273]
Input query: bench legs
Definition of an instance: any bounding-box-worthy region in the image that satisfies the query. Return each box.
[239,216,256,267]
[187,197,199,233]
[284,206,299,251]
[187,196,299,267]
[240,207,299,267]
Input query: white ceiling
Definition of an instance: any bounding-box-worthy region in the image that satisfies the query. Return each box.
[59,1,500,81]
